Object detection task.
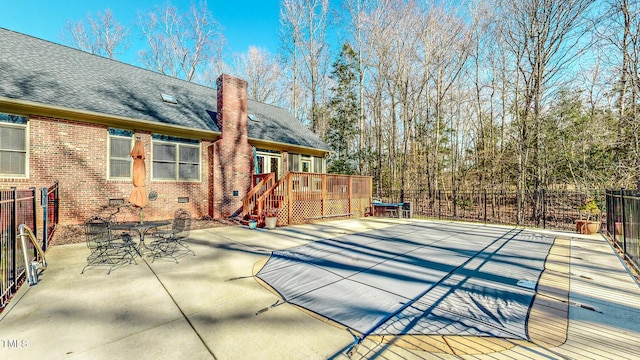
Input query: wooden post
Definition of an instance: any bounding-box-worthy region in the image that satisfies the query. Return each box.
[348,177,352,215]
[369,177,373,215]
[287,173,293,225]
[321,174,327,217]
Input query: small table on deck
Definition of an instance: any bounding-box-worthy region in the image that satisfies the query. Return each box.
[110,220,171,254]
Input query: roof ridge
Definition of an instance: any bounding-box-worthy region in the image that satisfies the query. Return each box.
[0,26,221,94]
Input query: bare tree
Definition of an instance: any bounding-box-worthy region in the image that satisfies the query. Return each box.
[137,1,225,82]
[424,4,472,196]
[468,0,497,190]
[280,0,304,119]
[280,0,330,131]
[497,0,594,223]
[596,0,640,188]
[60,9,129,59]
[232,46,283,105]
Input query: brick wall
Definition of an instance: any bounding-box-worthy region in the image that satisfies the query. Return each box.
[211,74,253,218]
[0,115,213,225]
[1,73,257,224]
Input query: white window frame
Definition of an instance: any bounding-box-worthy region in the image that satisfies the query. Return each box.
[151,138,201,182]
[288,152,326,174]
[0,117,29,178]
[107,132,133,180]
[301,158,312,173]
[313,156,326,173]
[256,151,282,178]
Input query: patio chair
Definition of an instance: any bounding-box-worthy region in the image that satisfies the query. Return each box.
[81,216,138,274]
[149,209,195,263]
[107,210,136,245]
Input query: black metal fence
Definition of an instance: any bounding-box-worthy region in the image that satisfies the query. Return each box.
[1,183,59,311]
[42,181,59,251]
[605,189,640,271]
[1,187,37,310]
[379,189,605,231]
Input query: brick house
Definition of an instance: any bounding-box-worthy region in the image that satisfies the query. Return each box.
[0,28,331,225]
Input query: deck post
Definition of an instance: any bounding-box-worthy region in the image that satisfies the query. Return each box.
[348,177,352,215]
[287,173,293,225]
[321,174,327,217]
[621,188,626,255]
[369,177,373,215]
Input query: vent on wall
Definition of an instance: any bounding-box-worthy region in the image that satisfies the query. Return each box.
[109,198,125,206]
[161,93,178,104]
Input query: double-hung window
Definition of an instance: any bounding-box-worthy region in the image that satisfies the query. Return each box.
[288,153,326,174]
[0,113,28,177]
[108,129,133,179]
[152,135,200,181]
[313,156,325,173]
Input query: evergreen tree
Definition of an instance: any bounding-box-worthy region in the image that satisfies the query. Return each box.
[325,42,360,174]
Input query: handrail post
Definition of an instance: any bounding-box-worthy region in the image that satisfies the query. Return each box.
[11,187,17,293]
[30,187,37,254]
[321,174,327,217]
[348,176,352,216]
[484,189,487,224]
[288,173,293,225]
[542,189,546,229]
[438,190,441,220]
[621,188,627,255]
[41,187,48,251]
[369,177,373,213]
[54,181,59,230]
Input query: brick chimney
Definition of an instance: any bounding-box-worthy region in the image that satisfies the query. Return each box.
[210,74,254,218]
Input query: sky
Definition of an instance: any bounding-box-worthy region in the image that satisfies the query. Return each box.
[0,0,283,66]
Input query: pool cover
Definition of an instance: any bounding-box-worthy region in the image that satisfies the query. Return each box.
[256,222,556,341]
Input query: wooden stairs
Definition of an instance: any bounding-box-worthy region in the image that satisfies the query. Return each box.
[239,173,283,228]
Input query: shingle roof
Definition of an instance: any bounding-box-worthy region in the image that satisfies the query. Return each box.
[0,27,330,152]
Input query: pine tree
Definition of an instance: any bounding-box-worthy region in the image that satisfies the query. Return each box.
[325,42,360,174]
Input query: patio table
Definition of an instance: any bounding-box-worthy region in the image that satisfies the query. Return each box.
[110,220,171,254]
[372,202,403,218]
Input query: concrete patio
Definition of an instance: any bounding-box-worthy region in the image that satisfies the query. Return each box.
[1,218,640,359]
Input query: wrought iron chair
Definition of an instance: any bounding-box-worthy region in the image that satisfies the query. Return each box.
[149,209,195,263]
[81,216,137,274]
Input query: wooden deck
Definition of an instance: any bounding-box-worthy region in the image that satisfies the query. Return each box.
[350,232,640,359]
[241,172,372,227]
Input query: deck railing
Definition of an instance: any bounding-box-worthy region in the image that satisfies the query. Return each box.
[244,172,372,226]
[240,173,276,219]
[605,189,640,271]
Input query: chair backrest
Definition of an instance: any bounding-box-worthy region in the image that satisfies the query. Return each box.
[84,216,111,249]
[172,209,191,239]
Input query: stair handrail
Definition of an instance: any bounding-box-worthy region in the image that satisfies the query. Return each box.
[240,173,275,218]
[18,224,47,286]
[254,172,290,219]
